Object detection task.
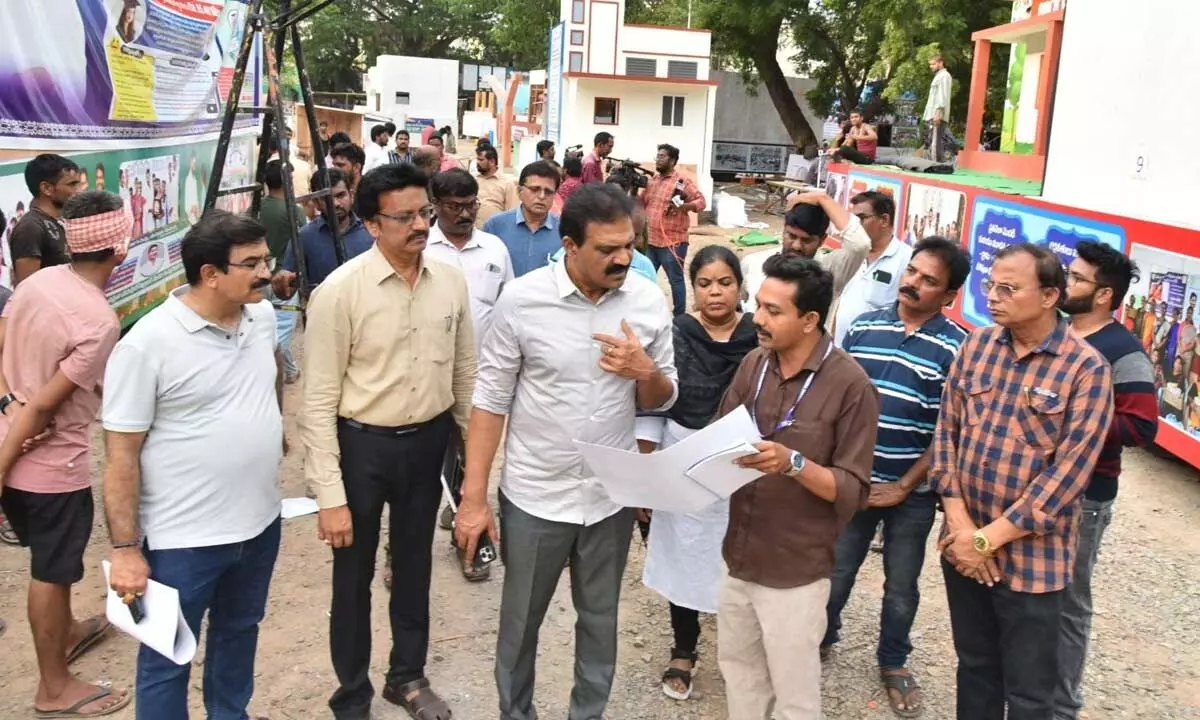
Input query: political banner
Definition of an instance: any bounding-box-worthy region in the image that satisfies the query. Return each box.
[963,197,1126,327]
[902,183,966,246]
[0,130,256,326]
[847,170,905,221]
[0,0,260,149]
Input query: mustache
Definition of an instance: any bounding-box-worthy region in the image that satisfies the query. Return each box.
[755,325,772,339]
[408,231,428,243]
[251,278,271,290]
[605,264,629,276]
[899,285,920,300]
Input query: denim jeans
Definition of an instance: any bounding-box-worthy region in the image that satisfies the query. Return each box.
[136,518,281,720]
[942,558,1063,720]
[274,295,299,377]
[1054,498,1114,720]
[823,490,937,668]
[648,243,688,316]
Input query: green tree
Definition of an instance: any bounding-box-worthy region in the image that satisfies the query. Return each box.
[484,0,560,69]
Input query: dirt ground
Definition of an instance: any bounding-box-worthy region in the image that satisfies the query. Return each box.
[2,203,1200,719]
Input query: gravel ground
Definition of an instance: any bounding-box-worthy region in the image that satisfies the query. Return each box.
[1,215,1199,718]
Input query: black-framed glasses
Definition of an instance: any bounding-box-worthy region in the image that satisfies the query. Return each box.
[378,206,434,225]
[853,213,877,222]
[437,199,480,215]
[1066,271,1104,288]
[521,185,556,198]
[227,256,276,273]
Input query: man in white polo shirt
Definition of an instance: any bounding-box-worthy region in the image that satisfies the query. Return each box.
[102,210,285,719]
[423,168,514,566]
[832,191,912,347]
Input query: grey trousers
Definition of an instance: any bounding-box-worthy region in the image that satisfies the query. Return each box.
[1054,498,1114,720]
[495,492,635,720]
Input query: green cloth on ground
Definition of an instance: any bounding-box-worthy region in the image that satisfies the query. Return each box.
[733,229,779,247]
[258,196,305,261]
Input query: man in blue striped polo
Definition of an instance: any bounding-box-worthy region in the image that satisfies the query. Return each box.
[822,236,971,717]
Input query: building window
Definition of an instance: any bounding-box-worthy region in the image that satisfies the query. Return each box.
[395,92,411,105]
[572,0,585,23]
[594,97,619,125]
[667,60,699,79]
[569,52,584,73]
[571,30,584,45]
[662,96,685,127]
[625,57,657,77]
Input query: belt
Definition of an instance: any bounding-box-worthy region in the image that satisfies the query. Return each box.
[338,413,445,437]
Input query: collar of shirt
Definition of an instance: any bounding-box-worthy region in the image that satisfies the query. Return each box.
[364,244,437,286]
[997,316,1071,357]
[517,208,559,232]
[768,332,835,381]
[428,224,484,252]
[164,288,250,334]
[552,254,630,301]
[872,237,905,264]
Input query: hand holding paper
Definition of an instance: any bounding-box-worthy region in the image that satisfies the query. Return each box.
[102,560,197,665]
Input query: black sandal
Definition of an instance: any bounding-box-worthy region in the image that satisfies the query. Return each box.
[880,667,922,718]
[382,678,452,720]
[661,648,698,701]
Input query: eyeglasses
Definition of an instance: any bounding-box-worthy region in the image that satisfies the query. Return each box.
[521,185,556,198]
[853,213,877,222]
[227,256,276,273]
[437,199,479,215]
[378,206,434,225]
[981,279,1023,300]
[1066,271,1104,288]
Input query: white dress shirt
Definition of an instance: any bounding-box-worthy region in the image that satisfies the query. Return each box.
[473,261,678,526]
[832,238,913,348]
[424,225,515,351]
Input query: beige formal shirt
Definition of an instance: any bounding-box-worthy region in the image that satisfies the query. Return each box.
[301,245,477,508]
[475,173,519,228]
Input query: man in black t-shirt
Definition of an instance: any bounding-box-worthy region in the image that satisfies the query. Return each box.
[9,154,81,285]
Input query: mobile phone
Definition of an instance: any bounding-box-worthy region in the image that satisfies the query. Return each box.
[127,595,146,624]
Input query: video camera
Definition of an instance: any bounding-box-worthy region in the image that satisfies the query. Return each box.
[605,157,651,192]
[563,144,585,163]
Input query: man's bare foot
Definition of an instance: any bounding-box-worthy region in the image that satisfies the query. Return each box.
[34,679,130,715]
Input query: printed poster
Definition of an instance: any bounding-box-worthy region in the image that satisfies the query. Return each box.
[963,196,1126,328]
[903,183,966,245]
[0,0,260,148]
[847,170,905,222]
[0,131,256,325]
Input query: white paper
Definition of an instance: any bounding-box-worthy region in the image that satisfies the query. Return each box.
[574,406,765,513]
[102,561,197,665]
[280,497,319,519]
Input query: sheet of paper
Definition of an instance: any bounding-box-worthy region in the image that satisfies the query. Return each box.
[281,497,319,519]
[102,561,197,665]
[684,441,765,497]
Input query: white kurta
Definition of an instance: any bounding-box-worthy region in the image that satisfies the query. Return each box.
[638,416,730,614]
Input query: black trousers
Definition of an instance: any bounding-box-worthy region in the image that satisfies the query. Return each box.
[942,559,1064,720]
[669,603,700,655]
[833,146,875,165]
[328,413,452,719]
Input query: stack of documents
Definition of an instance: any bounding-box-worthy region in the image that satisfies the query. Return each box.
[574,406,765,513]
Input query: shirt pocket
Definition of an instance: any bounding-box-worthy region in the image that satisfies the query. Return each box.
[777,419,836,466]
[963,377,994,427]
[475,268,504,307]
[420,311,458,365]
[1016,390,1066,449]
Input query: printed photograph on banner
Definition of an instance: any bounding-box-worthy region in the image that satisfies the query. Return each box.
[1126,244,1200,435]
[962,196,1126,328]
[902,183,966,245]
[824,170,848,207]
[119,153,180,242]
[846,170,904,220]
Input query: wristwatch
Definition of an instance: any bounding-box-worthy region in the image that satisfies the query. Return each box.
[786,451,807,478]
[0,393,18,416]
[972,529,993,557]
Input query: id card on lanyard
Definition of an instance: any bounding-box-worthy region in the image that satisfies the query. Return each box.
[749,343,833,434]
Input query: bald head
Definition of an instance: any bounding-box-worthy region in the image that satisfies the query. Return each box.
[413,146,440,176]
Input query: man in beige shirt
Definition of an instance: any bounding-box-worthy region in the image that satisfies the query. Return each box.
[474,144,518,228]
[301,163,476,720]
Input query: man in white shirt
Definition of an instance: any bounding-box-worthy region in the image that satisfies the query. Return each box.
[923,55,955,162]
[103,210,285,717]
[741,192,871,325]
[364,124,392,172]
[832,191,913,347]
[423,168,514,563]
[455,183,678,720]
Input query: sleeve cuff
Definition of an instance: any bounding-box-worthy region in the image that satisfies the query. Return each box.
[314,481,348,510]
[928,471,959,498]
[831,469,867,523]
[1002,497,1048,536]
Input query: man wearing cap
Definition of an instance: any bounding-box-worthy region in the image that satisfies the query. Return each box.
[0,191,131,717]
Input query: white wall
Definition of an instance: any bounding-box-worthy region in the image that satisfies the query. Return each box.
[620,26,712,79]
[562,77,714,200]
[363,56,460,133]
[1042,0,1200,230]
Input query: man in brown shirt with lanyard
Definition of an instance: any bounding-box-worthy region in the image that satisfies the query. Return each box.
[719,254,878,720]
[301,164,476,720]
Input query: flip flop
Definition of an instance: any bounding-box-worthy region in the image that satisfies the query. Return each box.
[34,683,130,718]
[66,616,111,665]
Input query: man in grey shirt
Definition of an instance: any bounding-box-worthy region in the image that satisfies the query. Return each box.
[455,183,678,720]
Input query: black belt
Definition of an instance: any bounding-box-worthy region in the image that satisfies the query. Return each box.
[338,412,447,437]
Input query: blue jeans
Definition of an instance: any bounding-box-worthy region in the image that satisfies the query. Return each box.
[136,518,281,720]
[275,296,299,377]
[648,243,688,316]
[1054,498,1114,720]
[823,490,937,668]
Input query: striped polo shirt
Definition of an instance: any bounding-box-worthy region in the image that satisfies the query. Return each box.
[842,305,968,490]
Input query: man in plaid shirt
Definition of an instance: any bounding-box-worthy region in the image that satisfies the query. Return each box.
[930,243,1113,720]
[643,144,706,316]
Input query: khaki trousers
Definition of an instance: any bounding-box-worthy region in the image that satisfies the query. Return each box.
[718,567,830,720]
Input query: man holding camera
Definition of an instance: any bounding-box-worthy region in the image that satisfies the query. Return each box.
[644,144,705,316]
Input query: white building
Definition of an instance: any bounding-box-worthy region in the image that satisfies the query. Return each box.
[363,55,460,134]
[545,0,717,201]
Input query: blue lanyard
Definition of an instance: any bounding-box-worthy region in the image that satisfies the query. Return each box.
[749,343,833,432]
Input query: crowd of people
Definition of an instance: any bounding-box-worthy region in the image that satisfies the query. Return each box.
[0,129,1158,720]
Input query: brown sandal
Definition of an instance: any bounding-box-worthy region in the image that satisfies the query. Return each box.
[881,667,922,717]
[382,678,452,720]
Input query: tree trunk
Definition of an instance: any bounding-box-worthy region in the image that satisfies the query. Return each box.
[753,49,818,150]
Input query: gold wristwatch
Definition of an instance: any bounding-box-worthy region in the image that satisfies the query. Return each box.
[972,529,993,556]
